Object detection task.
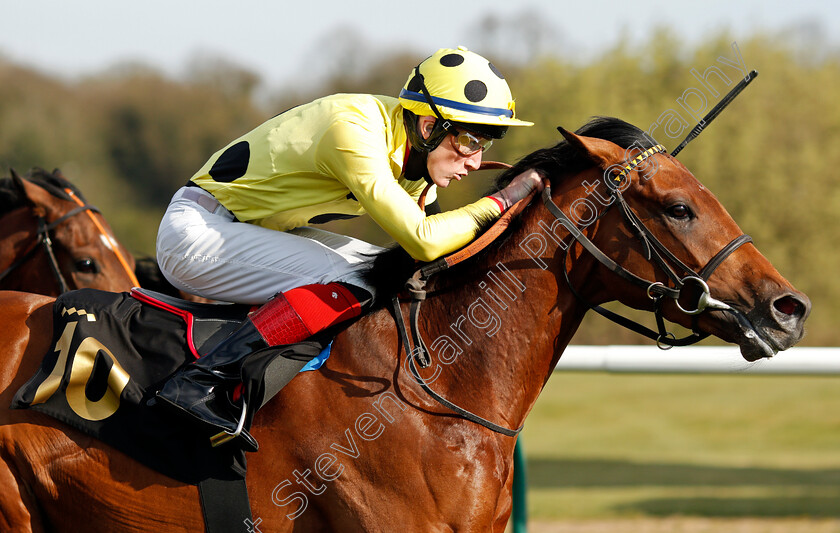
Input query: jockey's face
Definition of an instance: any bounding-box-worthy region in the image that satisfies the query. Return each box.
[417,116,483,189]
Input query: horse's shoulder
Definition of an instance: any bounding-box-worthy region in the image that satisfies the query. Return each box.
[340,306,397,346]
[0,292,55,405]
[0,291,55,316]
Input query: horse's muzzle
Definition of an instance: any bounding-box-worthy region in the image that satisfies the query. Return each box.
[736,289,811,361]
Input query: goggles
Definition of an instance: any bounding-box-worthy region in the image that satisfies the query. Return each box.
[451,129,492,156]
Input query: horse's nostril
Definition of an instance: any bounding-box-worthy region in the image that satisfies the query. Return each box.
[773,295,804,318]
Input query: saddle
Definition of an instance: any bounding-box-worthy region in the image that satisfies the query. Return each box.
[11,287,330,483]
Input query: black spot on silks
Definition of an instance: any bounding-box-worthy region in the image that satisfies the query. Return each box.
[407,74,424,92]
[308,213,359,224]
[464,80,488,102]
[209,141,250,183]
[440,53,465,67]
[488,61,504,79]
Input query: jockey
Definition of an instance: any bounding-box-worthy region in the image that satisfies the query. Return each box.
[154,46,544,450]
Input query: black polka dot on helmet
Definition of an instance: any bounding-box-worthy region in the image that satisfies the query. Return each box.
[440,53,465,67]
[488,62,505,79]
[464,80,488,103]
[398,46,533,147]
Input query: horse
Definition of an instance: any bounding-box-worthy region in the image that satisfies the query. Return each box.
[0,118,810,532]
[0,168,140,295]
[0,167,211,303]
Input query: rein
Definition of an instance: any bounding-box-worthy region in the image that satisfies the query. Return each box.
[0,184,139,293]
[390,146,753,436]
[390,160,529,437]
[390,295,522,437]
[391,161,537,437]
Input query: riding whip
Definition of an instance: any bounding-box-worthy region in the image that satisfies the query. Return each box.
[670,69,758,157]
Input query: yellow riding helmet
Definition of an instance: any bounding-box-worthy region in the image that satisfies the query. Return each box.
[399,46,533,128]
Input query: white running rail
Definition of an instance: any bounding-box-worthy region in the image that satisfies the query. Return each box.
[555,346,840,375]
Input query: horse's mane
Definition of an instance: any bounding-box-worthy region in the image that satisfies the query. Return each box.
[0,168,88,214]
[492,116,657,191]
[363,116,658,302]
[133,256,189,298]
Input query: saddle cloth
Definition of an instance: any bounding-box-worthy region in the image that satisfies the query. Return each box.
[10,288,329,483]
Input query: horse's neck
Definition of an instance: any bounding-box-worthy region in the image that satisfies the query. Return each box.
[0,209,34,255]
[415,187,596,430]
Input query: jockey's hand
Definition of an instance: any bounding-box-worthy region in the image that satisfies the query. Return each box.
[491,169,545,211]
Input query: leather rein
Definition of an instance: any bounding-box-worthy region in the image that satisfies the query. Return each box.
[391,149,752,436]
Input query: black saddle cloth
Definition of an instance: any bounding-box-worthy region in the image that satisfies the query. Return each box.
[11,288,253,483]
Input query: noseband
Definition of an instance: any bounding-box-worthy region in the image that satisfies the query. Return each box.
[542,144,752,348]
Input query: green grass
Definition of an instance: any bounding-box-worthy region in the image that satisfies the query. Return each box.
[521,372,840,519]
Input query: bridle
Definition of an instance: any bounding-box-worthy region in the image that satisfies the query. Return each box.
[392,144,753,437]
[541,144,753,349]
[0,186,140,294]
[392,71,761,437]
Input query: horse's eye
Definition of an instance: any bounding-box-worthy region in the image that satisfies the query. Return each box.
[666,204,692,220]
[74,258,100,274]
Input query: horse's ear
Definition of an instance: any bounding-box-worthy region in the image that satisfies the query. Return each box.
[557,126,625,169]
[9,169,40,208]
[9,168,22,185]
[9,169,28,197]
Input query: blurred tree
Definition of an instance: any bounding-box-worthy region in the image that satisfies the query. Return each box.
[86,66,262,207]
[184,52,261,101]
[469,10,561,65]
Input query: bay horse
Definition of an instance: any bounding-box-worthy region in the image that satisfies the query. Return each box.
[0,168,140,295]
[0,168,205,302]
[0,118,810,532]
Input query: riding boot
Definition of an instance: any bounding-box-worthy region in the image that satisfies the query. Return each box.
[155,282,370,451]
[155,319,267,452]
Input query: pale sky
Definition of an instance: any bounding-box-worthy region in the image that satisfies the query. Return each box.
[2,0,837,90]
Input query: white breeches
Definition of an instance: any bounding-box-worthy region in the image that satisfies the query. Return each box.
[156,186,382,305]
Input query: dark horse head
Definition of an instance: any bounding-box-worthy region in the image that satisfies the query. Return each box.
[0,168,139,294]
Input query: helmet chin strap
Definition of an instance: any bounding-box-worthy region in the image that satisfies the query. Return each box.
[404,145,433,183]
[406,65,455,153]
[405,62,479,183]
